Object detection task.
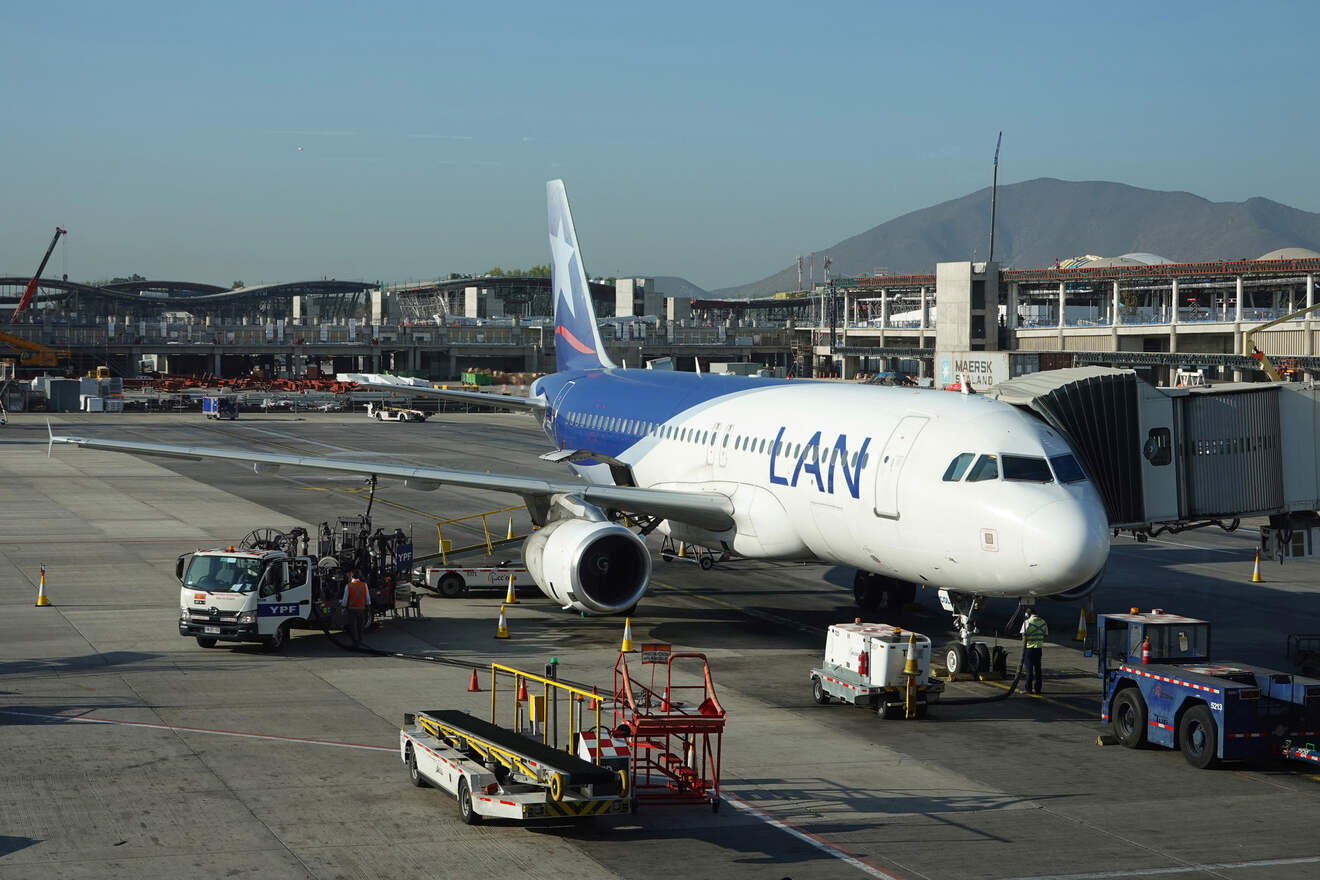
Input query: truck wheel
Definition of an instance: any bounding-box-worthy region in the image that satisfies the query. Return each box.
[1111,688,1147,748]
[1179,705,1218,769]
[699,554,714,570]
[876,698,896,720]
[914,698,928,719]
[195,636,218,648]
[262,622,289,654]
[457,778,481,825]
[406,745,426,787]
[438,574,465,598]
[811,677,829,705]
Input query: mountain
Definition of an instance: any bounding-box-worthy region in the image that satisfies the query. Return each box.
[712,178,1320,300]
[649,275,709,300]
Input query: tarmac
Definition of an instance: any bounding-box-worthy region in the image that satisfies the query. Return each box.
[2,411,1319,880]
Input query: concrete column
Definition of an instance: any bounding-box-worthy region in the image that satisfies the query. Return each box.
[879,290,889,329]
[1112,281,1121,327]
[1007,283,1019,330]
[1170,279,1180,325]
[1235,276,1244,322]
[213,351,222,376]
[919,287,928,330]
[1057,281,1066,328]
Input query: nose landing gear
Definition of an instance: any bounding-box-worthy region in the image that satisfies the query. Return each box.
[940,590,991,677]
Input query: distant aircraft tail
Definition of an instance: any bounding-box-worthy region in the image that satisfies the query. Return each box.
[547,180,614,372]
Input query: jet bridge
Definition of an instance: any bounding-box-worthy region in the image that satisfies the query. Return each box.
[984,367,1320,538]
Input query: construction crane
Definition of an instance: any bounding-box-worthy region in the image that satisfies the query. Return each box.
[10,226,67,323]
[0,330,70,368]
[1243,301,1320,381]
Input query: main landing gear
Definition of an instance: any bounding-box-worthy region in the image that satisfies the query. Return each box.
[852,571,918,613]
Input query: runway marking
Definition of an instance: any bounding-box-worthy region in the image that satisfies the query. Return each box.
[1116,534,1243,555]
[998,854,1320,879]
[722,791,909,880]
[0,708,396,753]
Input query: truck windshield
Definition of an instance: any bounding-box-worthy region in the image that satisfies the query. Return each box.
[183,555,266,593]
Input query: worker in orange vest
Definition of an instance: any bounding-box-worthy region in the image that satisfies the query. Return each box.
[341,569,370,646]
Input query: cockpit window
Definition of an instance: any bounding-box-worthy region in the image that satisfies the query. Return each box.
[1049,453,1087,483]
[966,454,999,482]
[1002,455,1054,483]
[942,453,975,482]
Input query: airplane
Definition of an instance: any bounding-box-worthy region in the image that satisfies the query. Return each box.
[51,180,1110,676]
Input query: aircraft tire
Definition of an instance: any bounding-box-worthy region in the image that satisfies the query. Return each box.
[853,571,883,612]
[945,643,969,677]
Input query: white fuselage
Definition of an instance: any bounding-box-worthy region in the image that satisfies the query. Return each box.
[558,380,1109,599]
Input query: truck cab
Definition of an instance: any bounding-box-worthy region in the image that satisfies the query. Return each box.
[202,396,239,420]
[1098,611,1320,768]
[177,548,320,652]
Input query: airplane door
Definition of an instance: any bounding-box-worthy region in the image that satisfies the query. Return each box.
[705,422,721,465]
[872,416,928,519]
[717,424,734,467]
[549,381,575,440]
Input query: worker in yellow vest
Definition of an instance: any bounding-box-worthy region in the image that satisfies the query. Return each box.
[1020,607,1048,694]
[342,569,370,646]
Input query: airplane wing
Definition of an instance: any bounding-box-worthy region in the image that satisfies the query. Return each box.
[358,382,545,412]
[345,374,546,412]
[48,428,733,532]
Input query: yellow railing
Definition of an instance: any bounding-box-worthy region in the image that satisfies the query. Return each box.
[435,504,524,563]
[490,662,607,762]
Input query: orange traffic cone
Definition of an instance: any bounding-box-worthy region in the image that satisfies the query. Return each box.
[467,669,482,692]
[495,604,509,639]
[516,677,529,702]
[504,573,518,604]
[35,564,50,607]
[1252,550,1263,583]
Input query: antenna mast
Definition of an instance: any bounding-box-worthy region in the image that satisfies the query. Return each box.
[988,132,1003,262]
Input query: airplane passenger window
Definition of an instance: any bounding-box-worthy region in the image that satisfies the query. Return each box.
[1049,454,1086,483]
[859,452,869,468]
[942,453,975,481]
[759,438,766,454]
[1002,455,1053,483]
[966,454,1000,482]
[850,452,858,467]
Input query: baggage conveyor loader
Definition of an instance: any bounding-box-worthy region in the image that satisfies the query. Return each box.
[399,664,631,825]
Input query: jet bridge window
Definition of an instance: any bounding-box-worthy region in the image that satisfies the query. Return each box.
[943,453,974,481]
[966,454,999,482]
[1002,455,1054,483]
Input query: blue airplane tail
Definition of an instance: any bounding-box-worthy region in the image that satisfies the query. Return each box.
[547,180,614,372]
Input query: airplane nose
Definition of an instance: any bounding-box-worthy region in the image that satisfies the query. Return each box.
[1022,499,1109,588]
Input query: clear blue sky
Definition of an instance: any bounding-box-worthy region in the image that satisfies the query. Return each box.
[4,1,1318,290]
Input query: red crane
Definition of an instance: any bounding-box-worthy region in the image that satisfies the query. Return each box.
[10,226,67,323]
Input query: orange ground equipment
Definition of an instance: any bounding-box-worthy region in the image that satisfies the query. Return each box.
[612,648,725,812]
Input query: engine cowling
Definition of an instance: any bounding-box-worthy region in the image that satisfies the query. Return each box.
[523,519,652,614]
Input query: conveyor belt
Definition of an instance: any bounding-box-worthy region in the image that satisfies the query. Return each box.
[420,709,616,787]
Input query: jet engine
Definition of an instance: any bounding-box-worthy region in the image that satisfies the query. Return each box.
[523,518,652,615]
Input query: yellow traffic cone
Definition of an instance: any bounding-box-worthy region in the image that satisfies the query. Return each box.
[495,604,509,639]
[1074,608,1087,642]
[620,617,635,652]
[504,572,518,604]
[1252,550,1263,583]
[35,564,50,607]
[507,517,514,541]
[676,542,686,558]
